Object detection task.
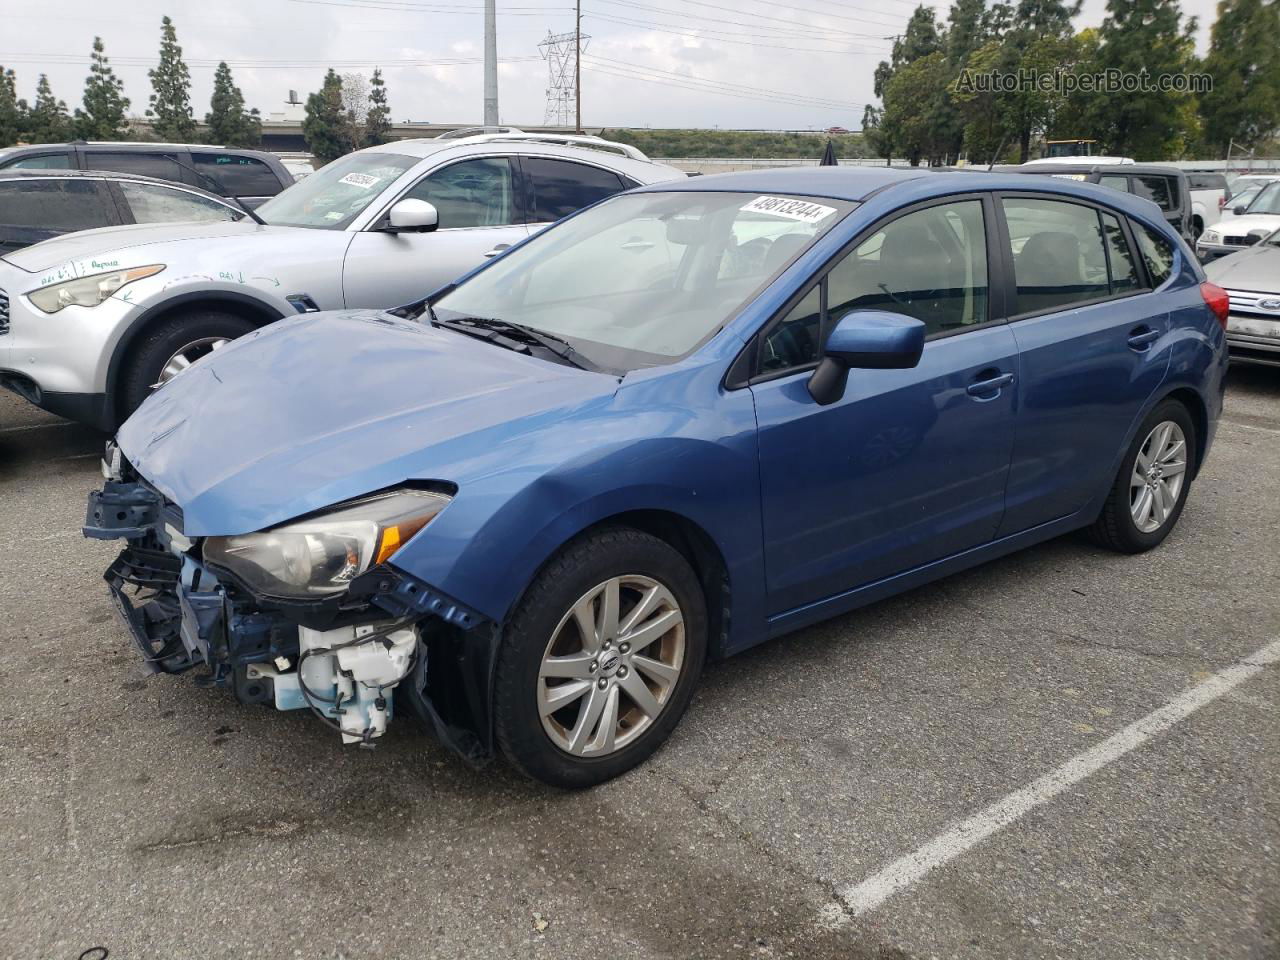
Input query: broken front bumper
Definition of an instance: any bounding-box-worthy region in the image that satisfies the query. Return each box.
[84,470,497,760]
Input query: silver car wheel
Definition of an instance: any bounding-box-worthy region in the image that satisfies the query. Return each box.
[153,336,231,387]
[1130,420,1188,534]
[537,574,685,757]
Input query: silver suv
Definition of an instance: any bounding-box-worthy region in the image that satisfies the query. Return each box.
[0,133,685,429]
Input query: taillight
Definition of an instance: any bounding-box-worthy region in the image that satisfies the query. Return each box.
[1201,281,1229,329]
[1219,195,1226,210]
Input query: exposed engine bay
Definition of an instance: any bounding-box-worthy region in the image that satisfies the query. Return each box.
[85,446,495,759]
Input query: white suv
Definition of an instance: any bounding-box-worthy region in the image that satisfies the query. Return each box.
[0,133,684,429]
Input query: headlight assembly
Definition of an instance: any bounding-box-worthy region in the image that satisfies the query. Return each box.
[1200,231,1220,244]
[203,489,451,599]
[27,264,165,314]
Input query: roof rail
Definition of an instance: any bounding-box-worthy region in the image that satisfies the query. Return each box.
[434,125,526,140]
[452,132,650,162]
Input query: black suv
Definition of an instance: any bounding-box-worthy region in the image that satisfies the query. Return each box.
[1011,164,1194,243]
[0,142,293,209]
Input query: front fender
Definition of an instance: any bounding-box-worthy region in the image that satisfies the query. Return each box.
[389,372,770,654]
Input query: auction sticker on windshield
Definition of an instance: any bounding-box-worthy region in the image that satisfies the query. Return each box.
[740,196,837,223]
[339,173,382,189]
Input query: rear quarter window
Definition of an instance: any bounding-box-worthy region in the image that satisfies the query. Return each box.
[191,153,285,197]
[1132,222,1175,286]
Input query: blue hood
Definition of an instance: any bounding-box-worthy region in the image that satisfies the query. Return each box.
[117,311,619,535]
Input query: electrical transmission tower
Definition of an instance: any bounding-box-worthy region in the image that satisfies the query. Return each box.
[539,29,587,128]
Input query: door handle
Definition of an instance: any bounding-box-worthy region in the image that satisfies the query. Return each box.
[966,371,1014,397]
[1127,327,1160,350]
[483,243,512,258]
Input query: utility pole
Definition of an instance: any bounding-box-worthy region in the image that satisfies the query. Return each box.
[575,0,582,133]
[483,0,498,127]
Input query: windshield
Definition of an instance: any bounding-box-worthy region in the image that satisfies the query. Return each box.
[1245,182,1280,216]
[256,152,418,229]
[434,190,853,372]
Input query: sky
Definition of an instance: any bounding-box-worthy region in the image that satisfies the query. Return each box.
[0,0,1224,133]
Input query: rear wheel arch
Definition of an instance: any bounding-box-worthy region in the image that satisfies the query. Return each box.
[1160,385,1208,479]
[104,292,285,427]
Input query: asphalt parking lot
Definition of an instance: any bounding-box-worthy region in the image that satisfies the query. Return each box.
[1,369,1277,960]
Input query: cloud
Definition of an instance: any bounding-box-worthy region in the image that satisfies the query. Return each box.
[0,0,1222,132]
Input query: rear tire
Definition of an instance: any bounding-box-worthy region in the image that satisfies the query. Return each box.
[494,527,707,789]
[1089,399,1196,553]
[119,311,256,421]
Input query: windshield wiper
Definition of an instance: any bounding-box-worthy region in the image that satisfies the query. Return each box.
[434,316,601,372]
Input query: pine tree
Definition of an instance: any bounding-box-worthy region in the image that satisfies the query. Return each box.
[0,67,28,147]
[206,62,261,147]
[1199,0,1280,155]
[147,16,195,141]
[27,74,73,143]
[1089,0,1199,157]
[75,37,131,140]
[302,69,347,163]
[365,68,392,146]
[947,0,990,67]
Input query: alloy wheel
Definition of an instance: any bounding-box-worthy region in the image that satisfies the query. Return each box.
[1129,420,1188,534]
[537,574,685,757]
[153,336,231,387]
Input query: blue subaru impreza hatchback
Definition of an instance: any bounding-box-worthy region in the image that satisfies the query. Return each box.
[85,168,1228,787]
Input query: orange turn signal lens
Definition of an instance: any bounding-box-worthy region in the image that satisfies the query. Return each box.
[373,514,434,566]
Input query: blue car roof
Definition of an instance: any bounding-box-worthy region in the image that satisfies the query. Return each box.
[634,166,929,202]
[633,166,1180,237]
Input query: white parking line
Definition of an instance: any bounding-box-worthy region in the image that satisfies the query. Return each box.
[826,637,1280,922]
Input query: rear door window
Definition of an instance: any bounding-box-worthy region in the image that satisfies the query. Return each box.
[84,150,184,183]
[1099,174,1131,193]
[0,178,115,231]
[525,157,626,223]
[1100,213,1141,294]
[119,181,237,224]
[1002,197,1110,314]
[191,153,283,197]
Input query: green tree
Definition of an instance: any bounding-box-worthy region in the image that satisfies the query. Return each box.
[1199,0,1280,155]
[881,53,960,164]
[303,69,347,162]
[868,5,951,163]
[206,62,261,147]
[27,74,72,142]
[1001,0,1082,160]
[947,0,990,67]
[147,16,195,141]
[0,66,29,147]
[75,37,131,140]
[365,68,392,146]
[1087,0,1199,158]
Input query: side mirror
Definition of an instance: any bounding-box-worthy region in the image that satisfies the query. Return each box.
[807,310,926,405]
[1233,205,1247,216]
[386,199,439,233]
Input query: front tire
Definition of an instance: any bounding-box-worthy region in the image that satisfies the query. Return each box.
[494,527,707,789]
[1090,399,1196,553]
[119,311,256,421]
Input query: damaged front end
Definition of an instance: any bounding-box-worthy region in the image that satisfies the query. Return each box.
[85,449,497,763]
